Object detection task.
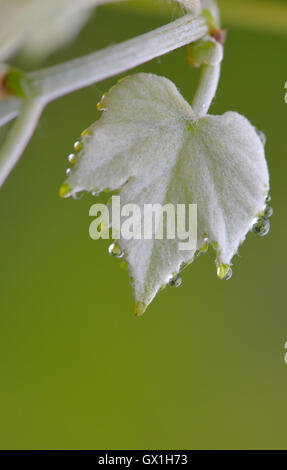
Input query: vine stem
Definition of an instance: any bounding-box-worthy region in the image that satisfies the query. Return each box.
[1,14,208,124]
[0,99,44,187]
[191,63,221,118]
[32,14,208,103]
[0,12,210,188]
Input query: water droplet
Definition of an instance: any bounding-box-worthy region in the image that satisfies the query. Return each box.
[66,168,71,175]
[217,264,232,280]
[74,140,83,152]
[252,218,270,237]
[256,129,266,146]
[108,242,124,258]
[264,205,273,218]
[266,194,271,203]
[68,153,76,164]
[134,301,146,317]
[168,274,182,288]
[59,183,71,198]
[224,268,232,280]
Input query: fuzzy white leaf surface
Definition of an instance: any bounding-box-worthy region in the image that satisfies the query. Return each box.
[63,73,269,313]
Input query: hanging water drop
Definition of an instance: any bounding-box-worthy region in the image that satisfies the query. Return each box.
[264,204,273,218]
[256,129,266,146]
[168,273,182,288]
[224,268,232,280]
[74,140,83,152]
[252,218,270,237]
[108,242,124,258]
[66,168,71,175]
[217,264,232,280]
[68,154,76,165]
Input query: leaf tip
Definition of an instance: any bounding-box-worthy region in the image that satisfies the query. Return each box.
[134,301,147,318]
[59,183,71,198]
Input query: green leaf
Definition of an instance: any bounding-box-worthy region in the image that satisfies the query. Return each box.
[62,73,269,315]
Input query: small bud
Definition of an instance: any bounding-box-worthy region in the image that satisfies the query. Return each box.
[188,37,223,68]
[3,67,31,98]
[0,64,9,99]
[211,29,227,45]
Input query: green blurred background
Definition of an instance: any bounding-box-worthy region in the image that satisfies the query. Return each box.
[0,0,287,450]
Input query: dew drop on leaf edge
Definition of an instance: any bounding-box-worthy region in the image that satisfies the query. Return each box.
[217,264,232,281]
[256,129,266,146]
[108,242,124,258]
[264,205,273,219]
[252,218,270,237]
[74,140,83,152]
[68,153,76,164]
[168,273,182,288]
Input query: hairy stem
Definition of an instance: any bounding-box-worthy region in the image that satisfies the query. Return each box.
[0,99,44,187]
[0,96,20,127]
[1,13,208,124]
[191,63,221,117]
[0,12,210,188]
